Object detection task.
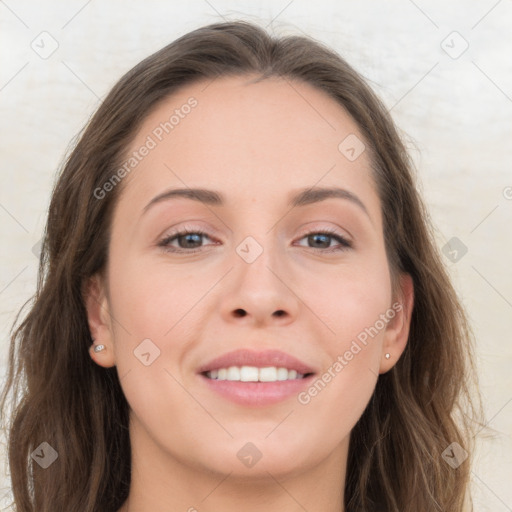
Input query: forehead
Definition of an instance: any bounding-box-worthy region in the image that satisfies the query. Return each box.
[115,74,377,215]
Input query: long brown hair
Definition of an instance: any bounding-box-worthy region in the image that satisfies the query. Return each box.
[1,20,483,511]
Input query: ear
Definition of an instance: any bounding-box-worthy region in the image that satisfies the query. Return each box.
[83,273,116,368]
[379,273,414,374]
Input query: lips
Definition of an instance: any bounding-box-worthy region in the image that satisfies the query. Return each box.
[197,348,317,406]
[197,348,316,375]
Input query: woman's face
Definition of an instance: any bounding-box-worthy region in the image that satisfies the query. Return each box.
[87,75,412,480]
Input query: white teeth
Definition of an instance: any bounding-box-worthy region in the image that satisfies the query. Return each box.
[240,366,259,382]
[276,367,289,381]
[226,366,240,380]
[206,366,306,382]
[259,366,277,382]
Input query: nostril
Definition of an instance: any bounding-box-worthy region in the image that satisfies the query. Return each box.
[273,310,286,317]
[233,309,246,317]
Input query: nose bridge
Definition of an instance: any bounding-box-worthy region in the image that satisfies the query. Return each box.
[219,221,299,325]
[231,202,282,273]
[234,229,283,293]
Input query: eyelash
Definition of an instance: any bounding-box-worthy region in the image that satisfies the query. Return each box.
[157,227,353,254]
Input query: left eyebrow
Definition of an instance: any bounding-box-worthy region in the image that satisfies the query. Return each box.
[288,186,370,219]
[141,185,371,221]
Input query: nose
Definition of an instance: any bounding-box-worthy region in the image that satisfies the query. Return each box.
[219,237,300,328]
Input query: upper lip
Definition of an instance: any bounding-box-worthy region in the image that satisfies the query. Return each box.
[197,349,316,375]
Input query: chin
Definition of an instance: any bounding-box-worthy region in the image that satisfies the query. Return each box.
[190,432,331,480]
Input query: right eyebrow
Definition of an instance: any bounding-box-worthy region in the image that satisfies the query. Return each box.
[142,187,223,216]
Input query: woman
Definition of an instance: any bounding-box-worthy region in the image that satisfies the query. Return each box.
[1,20,482,511]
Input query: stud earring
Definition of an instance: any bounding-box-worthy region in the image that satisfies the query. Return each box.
[93,344,106,353]
[385,353,390,359]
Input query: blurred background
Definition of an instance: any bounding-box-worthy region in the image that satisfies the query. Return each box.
[1,1,511,510]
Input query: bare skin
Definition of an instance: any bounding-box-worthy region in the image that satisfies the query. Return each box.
[85,75,413,512]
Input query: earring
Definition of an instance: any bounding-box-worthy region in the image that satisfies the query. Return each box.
[93,344,106,353]
[385,353,390,359]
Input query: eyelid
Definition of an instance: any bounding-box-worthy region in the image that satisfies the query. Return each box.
[159,222,352,242]
[157,222,354,254]
[295,221,353,243]
[158,221,218,240]
[158,225,216,245]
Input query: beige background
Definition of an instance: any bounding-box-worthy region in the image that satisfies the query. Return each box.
[1,0,511,510]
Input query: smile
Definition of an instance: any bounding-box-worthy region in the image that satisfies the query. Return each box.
[204,365,310,382]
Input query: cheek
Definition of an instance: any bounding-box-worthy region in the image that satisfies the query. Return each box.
[297,254,392,346]
[105,252,221,407]
[294,354,378,460]
[108,253,202,340]
[293,258,391,435]
[105,258,197,435]
[296,254,391,408]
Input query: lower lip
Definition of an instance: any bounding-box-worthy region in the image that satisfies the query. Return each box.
[199,373,315,406]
